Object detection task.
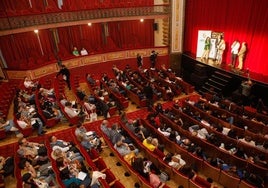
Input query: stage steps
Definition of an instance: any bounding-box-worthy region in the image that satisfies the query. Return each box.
[200,71,233,96]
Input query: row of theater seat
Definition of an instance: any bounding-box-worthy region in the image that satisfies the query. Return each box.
[11,126,122,187]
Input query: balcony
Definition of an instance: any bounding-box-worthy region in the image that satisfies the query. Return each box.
[0,5,170,35]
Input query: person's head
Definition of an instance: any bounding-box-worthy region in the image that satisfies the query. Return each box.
[65,101,72,107]
[22,173,32,183]
[55,156,65,168]
[102,120,109,126]
[18,138,27,146]
[52,148,63,160]
[73,47,77,51]
[49,135,57,143]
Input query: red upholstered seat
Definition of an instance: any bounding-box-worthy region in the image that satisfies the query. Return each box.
[0,129,6,140]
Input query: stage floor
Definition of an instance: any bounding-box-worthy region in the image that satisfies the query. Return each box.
[194,57,268,85]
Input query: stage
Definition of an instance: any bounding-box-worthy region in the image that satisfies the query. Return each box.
[181,53,268,104]
[183,53,268,85]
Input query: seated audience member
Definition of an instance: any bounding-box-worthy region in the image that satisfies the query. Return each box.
[100,120,111,137]
[131,157,161,188]
[49,135,79,153]
[72,47,80,56]
[55,156,91,188]
[16,113,46,136]
[86,73,97,86]
[80,47,88,56]
[75,124,102,151]
[0,115,22,137]
[88,166,106,187]
[17,138,48,165]
[143,136,158,152]
[239,136,256,146]
[157,124,172,137]
[51,147,84,163]
[0,156,15,177]
[114,139,139,158]
[163,153,186,170]
[189,125,210,140]
[20,158,58,188]
[23,77,39,89]
[179,165,196,179]
[64,101,86,122]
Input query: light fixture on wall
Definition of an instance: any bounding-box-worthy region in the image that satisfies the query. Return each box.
[34,30,44,56]
[88,23,92,26]
[140,19,144,22]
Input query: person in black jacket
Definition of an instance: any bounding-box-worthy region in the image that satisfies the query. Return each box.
[56,65,71,90]
[143,83,154,111]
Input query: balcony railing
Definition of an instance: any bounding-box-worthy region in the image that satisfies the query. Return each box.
[0,6,170,32]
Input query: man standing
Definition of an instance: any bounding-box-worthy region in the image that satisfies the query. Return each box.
[143,83,154,111]
[230,40,240,68]
[56,65,71,90]
[150,50,158,69]
[137,53,143,68]
[237,42,247,70]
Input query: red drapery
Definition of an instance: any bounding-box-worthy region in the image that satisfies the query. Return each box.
[184,0,268,76]
[0,29,54,68]
[108,20,154,49]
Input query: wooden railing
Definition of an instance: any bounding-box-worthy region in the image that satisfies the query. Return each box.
[0,5,170,35]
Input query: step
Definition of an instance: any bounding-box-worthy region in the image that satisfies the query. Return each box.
[212,75,229,84]
[204,82,222,92]
[214,71,232,80]
[208,78,225,87]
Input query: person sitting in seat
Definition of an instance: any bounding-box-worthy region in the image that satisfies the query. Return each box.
[72,47,80,56]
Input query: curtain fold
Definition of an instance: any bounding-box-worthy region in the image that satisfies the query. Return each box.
[184,0,268,75]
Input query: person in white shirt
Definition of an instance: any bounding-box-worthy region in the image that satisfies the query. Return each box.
[64,102,80,118]
[80,47,88,56]
[23,77,38,89]
[230,40,240,68]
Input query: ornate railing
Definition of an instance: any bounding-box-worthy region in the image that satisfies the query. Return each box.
[0,6,170,32]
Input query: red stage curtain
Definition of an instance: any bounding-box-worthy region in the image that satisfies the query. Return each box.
[184,0,268,76]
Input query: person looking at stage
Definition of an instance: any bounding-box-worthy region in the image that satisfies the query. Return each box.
[201,37,211,62]
[237,42,247,70]
[230,40,240,68]
[216,35,226,65]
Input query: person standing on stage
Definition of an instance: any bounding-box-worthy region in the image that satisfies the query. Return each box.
[216,35,226,65]
[150,50,158,69]
[201,37,211,62]
[230,40,240,68]
[237,42,247,70]
[137,53,143,68]
[56,65,71,90]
